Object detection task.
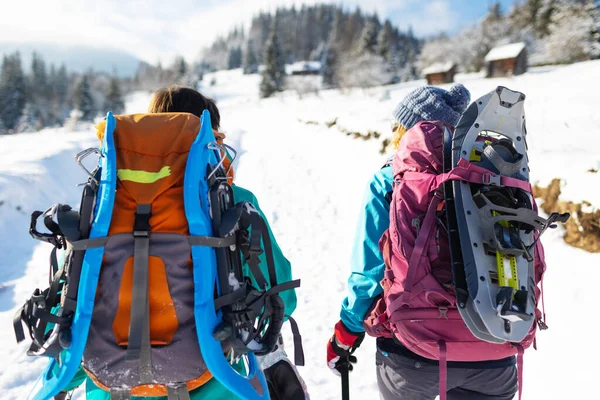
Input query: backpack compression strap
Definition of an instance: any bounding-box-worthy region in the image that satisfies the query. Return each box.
[126,204,153,384]
[212,202,304,366]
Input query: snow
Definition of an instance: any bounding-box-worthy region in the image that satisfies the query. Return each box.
[422,61,455,75]
[1,61,600,399]
[485,42,527,62]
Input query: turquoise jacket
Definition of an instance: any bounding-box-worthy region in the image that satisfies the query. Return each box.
[65,184,296,400]
[340,166,393,333]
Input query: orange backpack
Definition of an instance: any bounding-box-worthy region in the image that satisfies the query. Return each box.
[15,113,301,400]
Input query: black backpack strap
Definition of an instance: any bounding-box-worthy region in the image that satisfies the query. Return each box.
[126,204,153,383]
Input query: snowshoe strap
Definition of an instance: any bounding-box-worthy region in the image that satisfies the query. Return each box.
[126,204,153,384]
[438,340,447,400]
[29,204,79,248]
[109,388,131,400]
[403,159,532,194]
[285,314,305,366]
[186,235,236,248]
[13,270,72,358]
[167,383,191,400]
[68,236,110,250]
[455,158,532,192]
[540,272,548,329]
[483,145,523,176]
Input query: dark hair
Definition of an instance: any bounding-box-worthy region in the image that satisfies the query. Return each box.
[148,86,221,130]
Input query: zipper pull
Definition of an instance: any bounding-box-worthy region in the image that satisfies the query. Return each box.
[412,217,421,235]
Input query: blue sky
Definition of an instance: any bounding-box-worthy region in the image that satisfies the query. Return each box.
[0,0,518,64]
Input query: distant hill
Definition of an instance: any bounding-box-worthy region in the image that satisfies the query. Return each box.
[0,42,144,77]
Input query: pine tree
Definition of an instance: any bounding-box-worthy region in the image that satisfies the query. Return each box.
[30,52,49,98]
[16,103,37,133]
[243,40,258,74]
[321,9,343,88]
[227,47,243,69]
[357,16,380,55]
[175,56,187,82]
[545,0,600,63]
[377,20,395,60]
[28,52,51,126]
[104,76,125,115]
[260,20,286,98]
[50,64,70,125]
[0,114,6,135]
[321,45,337,88]
[0,52,27,131]
[74,74,95,121]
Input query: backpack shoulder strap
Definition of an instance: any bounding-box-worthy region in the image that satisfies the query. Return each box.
[381,156,394,204]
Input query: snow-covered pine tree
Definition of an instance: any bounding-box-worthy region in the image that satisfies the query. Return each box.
[73,74,95,121]
[49,63,71,125]
[377,19,399,83]
[321,45,337,88]
[16,103,38,133]
[30,52,49,98]
[0,52,27,131]
[545,0,600,63]
[474,1,511,71]
[28,52,51,127]
[321,8,343,88]
[242,39,258,74]
[343,8,365,52]
[260,19,286,98]
[227,47,243,70]
[176,56,188,82]
[356,15,380,55]
[104,76,125,115]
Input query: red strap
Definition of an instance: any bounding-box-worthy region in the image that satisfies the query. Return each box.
[439,341,447,400]
[402,159,532,193]
[541,275,547,326]
[456,158,532,192]
[516,344,524,400]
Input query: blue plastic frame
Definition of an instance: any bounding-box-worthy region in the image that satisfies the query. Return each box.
[183,110,269,400]
[30,113,117,400]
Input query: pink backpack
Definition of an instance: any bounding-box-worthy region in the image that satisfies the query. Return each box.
[367,121,547,399]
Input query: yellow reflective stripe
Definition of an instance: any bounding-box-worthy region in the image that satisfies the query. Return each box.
[117,166,171,184]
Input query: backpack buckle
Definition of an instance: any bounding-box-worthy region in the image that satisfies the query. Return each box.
[482,173,501,186]
[438,307,449,319]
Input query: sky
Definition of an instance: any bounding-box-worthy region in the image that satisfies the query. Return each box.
[0,0,518,65]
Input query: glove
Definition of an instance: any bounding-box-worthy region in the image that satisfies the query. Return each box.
[259,336,310,400]
[326,320,365,376]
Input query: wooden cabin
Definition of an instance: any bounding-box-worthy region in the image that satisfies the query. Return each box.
[484,42,527,78]
[422,62,456,85]
[287,61,321,76]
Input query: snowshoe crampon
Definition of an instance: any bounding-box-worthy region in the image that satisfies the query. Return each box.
[444,86,569,343]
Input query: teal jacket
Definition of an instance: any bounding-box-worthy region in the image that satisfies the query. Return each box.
[65,184,296,400]
[340,166,393,333]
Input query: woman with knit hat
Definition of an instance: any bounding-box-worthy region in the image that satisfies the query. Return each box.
[326,84,519,400]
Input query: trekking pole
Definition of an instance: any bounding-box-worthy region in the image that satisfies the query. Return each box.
[340,356,350,400]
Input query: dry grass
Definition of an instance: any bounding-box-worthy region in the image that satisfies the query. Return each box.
[533,178,600,253]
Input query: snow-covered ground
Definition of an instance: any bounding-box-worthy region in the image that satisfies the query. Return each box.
[1,61,599,399]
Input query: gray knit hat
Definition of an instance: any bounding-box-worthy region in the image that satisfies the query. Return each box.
[392,84,471,129]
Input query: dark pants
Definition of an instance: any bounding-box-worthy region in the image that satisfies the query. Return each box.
[375,347,518,400]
